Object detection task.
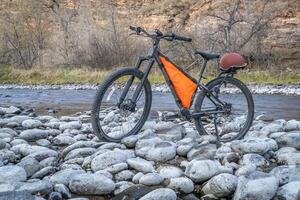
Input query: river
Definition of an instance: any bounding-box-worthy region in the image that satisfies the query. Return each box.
[0,89,299,120]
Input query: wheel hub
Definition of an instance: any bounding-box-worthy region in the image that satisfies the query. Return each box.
[119,99,136,112]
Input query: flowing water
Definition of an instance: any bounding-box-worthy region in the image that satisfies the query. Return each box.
[0,89,299,120]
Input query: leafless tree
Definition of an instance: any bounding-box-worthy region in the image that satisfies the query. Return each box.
[198,0,277,53]
[0,0,51,68]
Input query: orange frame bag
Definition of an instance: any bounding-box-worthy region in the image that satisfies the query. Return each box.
[159,56,198,109]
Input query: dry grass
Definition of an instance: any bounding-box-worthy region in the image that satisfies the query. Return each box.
[0,66,299,85]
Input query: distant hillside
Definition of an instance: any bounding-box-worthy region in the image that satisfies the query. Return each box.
[0,0,299,69]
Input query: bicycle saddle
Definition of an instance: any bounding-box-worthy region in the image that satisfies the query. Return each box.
[195,51,220,60]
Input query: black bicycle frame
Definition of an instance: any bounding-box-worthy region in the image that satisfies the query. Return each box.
[120,43,229,118]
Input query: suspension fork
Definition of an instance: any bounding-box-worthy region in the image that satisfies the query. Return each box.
[118,57,154,106]
[131,58,154,103]
[118,57,144,106]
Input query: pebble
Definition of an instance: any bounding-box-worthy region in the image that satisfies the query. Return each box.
[158,165,183,179]
[0,166,27,183]
[0,105,299,199]
[19,129,48,141]
[233,171,278,200]
[139,172,164,186]
[185,159,232,183]
[69,173,115,195]
[139,188,177,200]
[201,173,238,197]
[167,177,194,194]
[127,157,154,173]
[145,141,177,162]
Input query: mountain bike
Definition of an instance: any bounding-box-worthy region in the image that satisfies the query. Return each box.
[92,26,254,143]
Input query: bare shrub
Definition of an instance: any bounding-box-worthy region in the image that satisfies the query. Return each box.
[191,0,286,70]
[0,0,50,69]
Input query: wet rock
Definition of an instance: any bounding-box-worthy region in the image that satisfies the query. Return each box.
[95,170,113,179]
[187,143,217,161]
[35,115,55,123]
[127,157,154,173]
[22,119,42,129]
[231,137,278,155]
[285,120,300,131]
[91,150,133,172]
[61,141,99,157]
[31,166,56,179]
[185,159,232,183]
[139,172,164,186]
[200,194,218,200]
[69,173,115,195]
[0,128,17,136]
[99,142,126,150]
[275,132,300,150]
[0,149,16,163]
[0,106,21,114]
[201,173,238,197]
[112,184,152,200]
[23,149,58,161]
[233,171,278,200]
[167,177,194,194]
[60,116,79,122]
[275,147,300,165]
[158,165,183,179]
[121,135,139,148]
[261,122,284,134]
[176,138,194,156]
[17,157,41,177]
[0,139,6,150]
[36,139,51,147]
[235,164,256,177]
[156,122,185,142]
[40,157,58,168]
[54,184,71,199]
[239,153,267,167]
[135,137,162,157]
[64,147,96,160]
[0,183,15,192]
[275,181,300,200]
[53,135,76,146]
[0,191,35,200]
[270,165,300,185]
[114,181,135,195]
[105,162,128,174]
[59,121,82,131]
[115,170,135,181]
[103,111,118,124]
[16,180,53,195]
[48,192,62,200]
[19,129,48,142]
[0,166,27,183]
[132,172,144,183]
[50,168,85,185]
[0,115,31,126]
[145,141,177,162]
[256,114,274,122]
[139,188,177,200]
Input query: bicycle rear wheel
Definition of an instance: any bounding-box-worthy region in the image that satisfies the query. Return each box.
[194,77,254,142]
[92,68,152,142]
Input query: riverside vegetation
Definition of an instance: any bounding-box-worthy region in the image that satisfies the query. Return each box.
[0,105,299,199]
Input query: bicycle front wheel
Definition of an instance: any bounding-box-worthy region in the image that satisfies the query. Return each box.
[92,68,152,142]
[194,77,254,142]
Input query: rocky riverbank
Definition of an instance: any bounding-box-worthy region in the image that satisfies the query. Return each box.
[0,83,299,96]
[0,105,299,200]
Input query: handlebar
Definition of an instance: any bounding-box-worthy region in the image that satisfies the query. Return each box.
[129,26,192,43]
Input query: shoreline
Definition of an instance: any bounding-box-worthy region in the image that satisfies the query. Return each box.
[0,105,299,199]
[0,83,299,95]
